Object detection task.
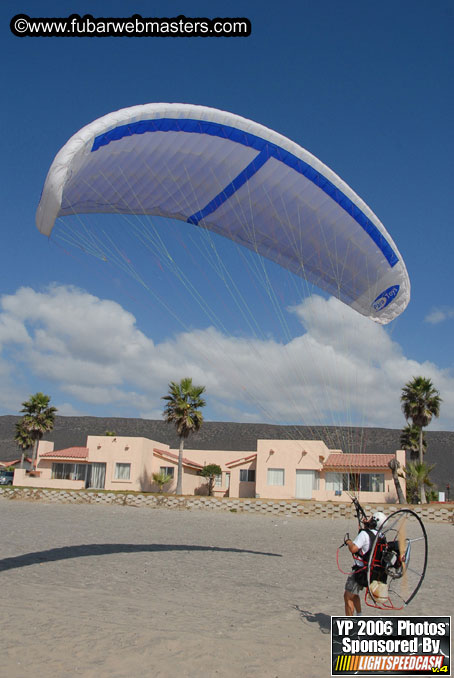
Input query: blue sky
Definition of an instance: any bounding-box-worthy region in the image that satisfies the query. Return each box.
[1,1,453,431]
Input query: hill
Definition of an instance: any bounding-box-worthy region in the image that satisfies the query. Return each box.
[1,415,453,491]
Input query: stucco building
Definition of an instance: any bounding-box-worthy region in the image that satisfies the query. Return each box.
[13,435,405,503]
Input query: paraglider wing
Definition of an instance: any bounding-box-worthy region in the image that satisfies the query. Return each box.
[36,103,410,324]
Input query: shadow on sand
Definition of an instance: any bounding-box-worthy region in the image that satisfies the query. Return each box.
[293,606,331,634]
[0,543,282,572]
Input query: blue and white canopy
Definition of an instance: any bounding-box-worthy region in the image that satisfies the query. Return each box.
[36,103,410,324]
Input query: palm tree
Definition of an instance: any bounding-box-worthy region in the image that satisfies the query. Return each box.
[403,461,435,504]
[152,471,173,493]
[14,420,34,469]
[19,393,57,470]
[400,424,426,462]
[401,377,441,503]
[199,464,222,496]
[162,378,206,495]
[388,457,406,504]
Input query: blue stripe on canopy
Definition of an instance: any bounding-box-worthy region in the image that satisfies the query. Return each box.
[187,149,270,226]
[92,119,399,268]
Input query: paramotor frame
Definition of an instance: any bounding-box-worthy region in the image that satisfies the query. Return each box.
[365,508,428,610]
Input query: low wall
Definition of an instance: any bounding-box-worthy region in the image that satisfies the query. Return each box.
[13,468,85,490]
[1,486,453,522]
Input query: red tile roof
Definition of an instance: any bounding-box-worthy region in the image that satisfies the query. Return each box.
[324,453,395,469]
[153,448,203,470]
[225,453,257,468]
[40,447,89,460]
[0,457,32,467]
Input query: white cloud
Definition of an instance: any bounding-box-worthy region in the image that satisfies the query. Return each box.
[1,284,453,430]
[0,356,25,411]
[425,308,454,324]
[55,402,87,417]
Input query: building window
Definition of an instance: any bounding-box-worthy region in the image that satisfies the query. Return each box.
[360,473,384,492]
[326,471,385,493]
[160,466,175,478]
[347,473,360,492]
[326,472,358,492]
[335,473,359,492]
[370,473,384,492]
[360,473,371,492]
[215,473,222,487]
[325,472,343,492]
[240,469,255,482]
[51,463,86,480]
[267,468,285,486]
[115,463,131,480]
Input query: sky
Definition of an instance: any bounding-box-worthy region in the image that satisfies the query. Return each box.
[1,1,453,432]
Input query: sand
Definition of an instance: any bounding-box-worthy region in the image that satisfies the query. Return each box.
[0,500,451,678]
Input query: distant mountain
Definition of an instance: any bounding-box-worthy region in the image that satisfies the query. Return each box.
[1,415,453,491]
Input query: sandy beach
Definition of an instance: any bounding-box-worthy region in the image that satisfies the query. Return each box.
[0,499,451,678]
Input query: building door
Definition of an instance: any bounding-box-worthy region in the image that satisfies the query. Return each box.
[295,470,314,499]
[86,463,106,489]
